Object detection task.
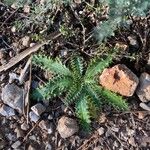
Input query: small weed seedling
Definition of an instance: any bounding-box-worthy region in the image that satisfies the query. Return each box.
[32,53,128,131]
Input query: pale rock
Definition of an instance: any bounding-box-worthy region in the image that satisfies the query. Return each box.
[39,120,53,134]
[60,50,68,58]
[21,36,30,47]
[2,83,24,113]
[11,26,16,33]
[11,3,17,9]
[139,103,150,111]
[74,0,82,4]
[29,111,40,123]
[113,141,119,147]
[128,36,139,49]
[136,73,150,102]
[28,145,36,150]
[48,114,53,120]
[94,146,102,150]
[30,43,36,47]
[98,113,107,123]
[11,140,21,149]
[40,0,45,5]
[24,5,30,13]
[97,127,105,136]
[21,122,30,131]
[111,126,119,132]
[31,103,46,116]
[99,64,139,96]
[0,104,15,117]
[128,137,136,147]
[57,116,79,138]
[138,111,148,119]
[29,135,36,141]
[115,43,128,51]
[14,127,24,138]
[9,72,19,83]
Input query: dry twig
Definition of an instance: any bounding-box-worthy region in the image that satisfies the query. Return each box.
[0,32,61,73]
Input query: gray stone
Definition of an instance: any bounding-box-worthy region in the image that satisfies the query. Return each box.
[136,73,150,102]
[140,103,150,111]
[57,116,79,138]
[29,135,36,141]
[39,120,53,134]
[48,114,53,120]
[127,36,139,49]
[45,142,52,150]
[9,72,19,83]
[2,83,24,113]
[11,140,21,149]
[0,104,15,117]
[31,103,46,116]
[6,133,17,141]
[29,111,40,123]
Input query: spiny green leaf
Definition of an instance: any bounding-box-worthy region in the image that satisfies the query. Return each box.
[85,84,102,107]
[70,56,84,80]
[31,75,72,100]
[75,96,91,132]
[65,82,85,105]
[32,54,72,76]
[88,98,99,119]
[101,87,129,111]
[32,53,129,132]
[85,55,112,79]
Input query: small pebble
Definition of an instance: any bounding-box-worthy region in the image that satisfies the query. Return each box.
[14,127,24,138]
[45,142,52,150]
[21,122,30,131]
[2,83,24,113]
[31,103,46,116]
[39,120,53,134]
[140,103,150,111]
[57,116,79,138]
[11,140,21,149]
[48,114,53,120]
[94,146,102,150]
[0,104,15,117]
[6,133,17,141]
[28,145,36,150]
[29,111,40,123]
[97,127,105,136]
[24,5,30,13]
[29,135,36,141]
[11,26,16,33]
[21,36,30,47]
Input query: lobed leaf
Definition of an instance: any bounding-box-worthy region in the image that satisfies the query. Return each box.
[32,54,72,77]
[31,75,72,100]
[75,96,91,132]
[85,55,112,80]
[101,87,129,111]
